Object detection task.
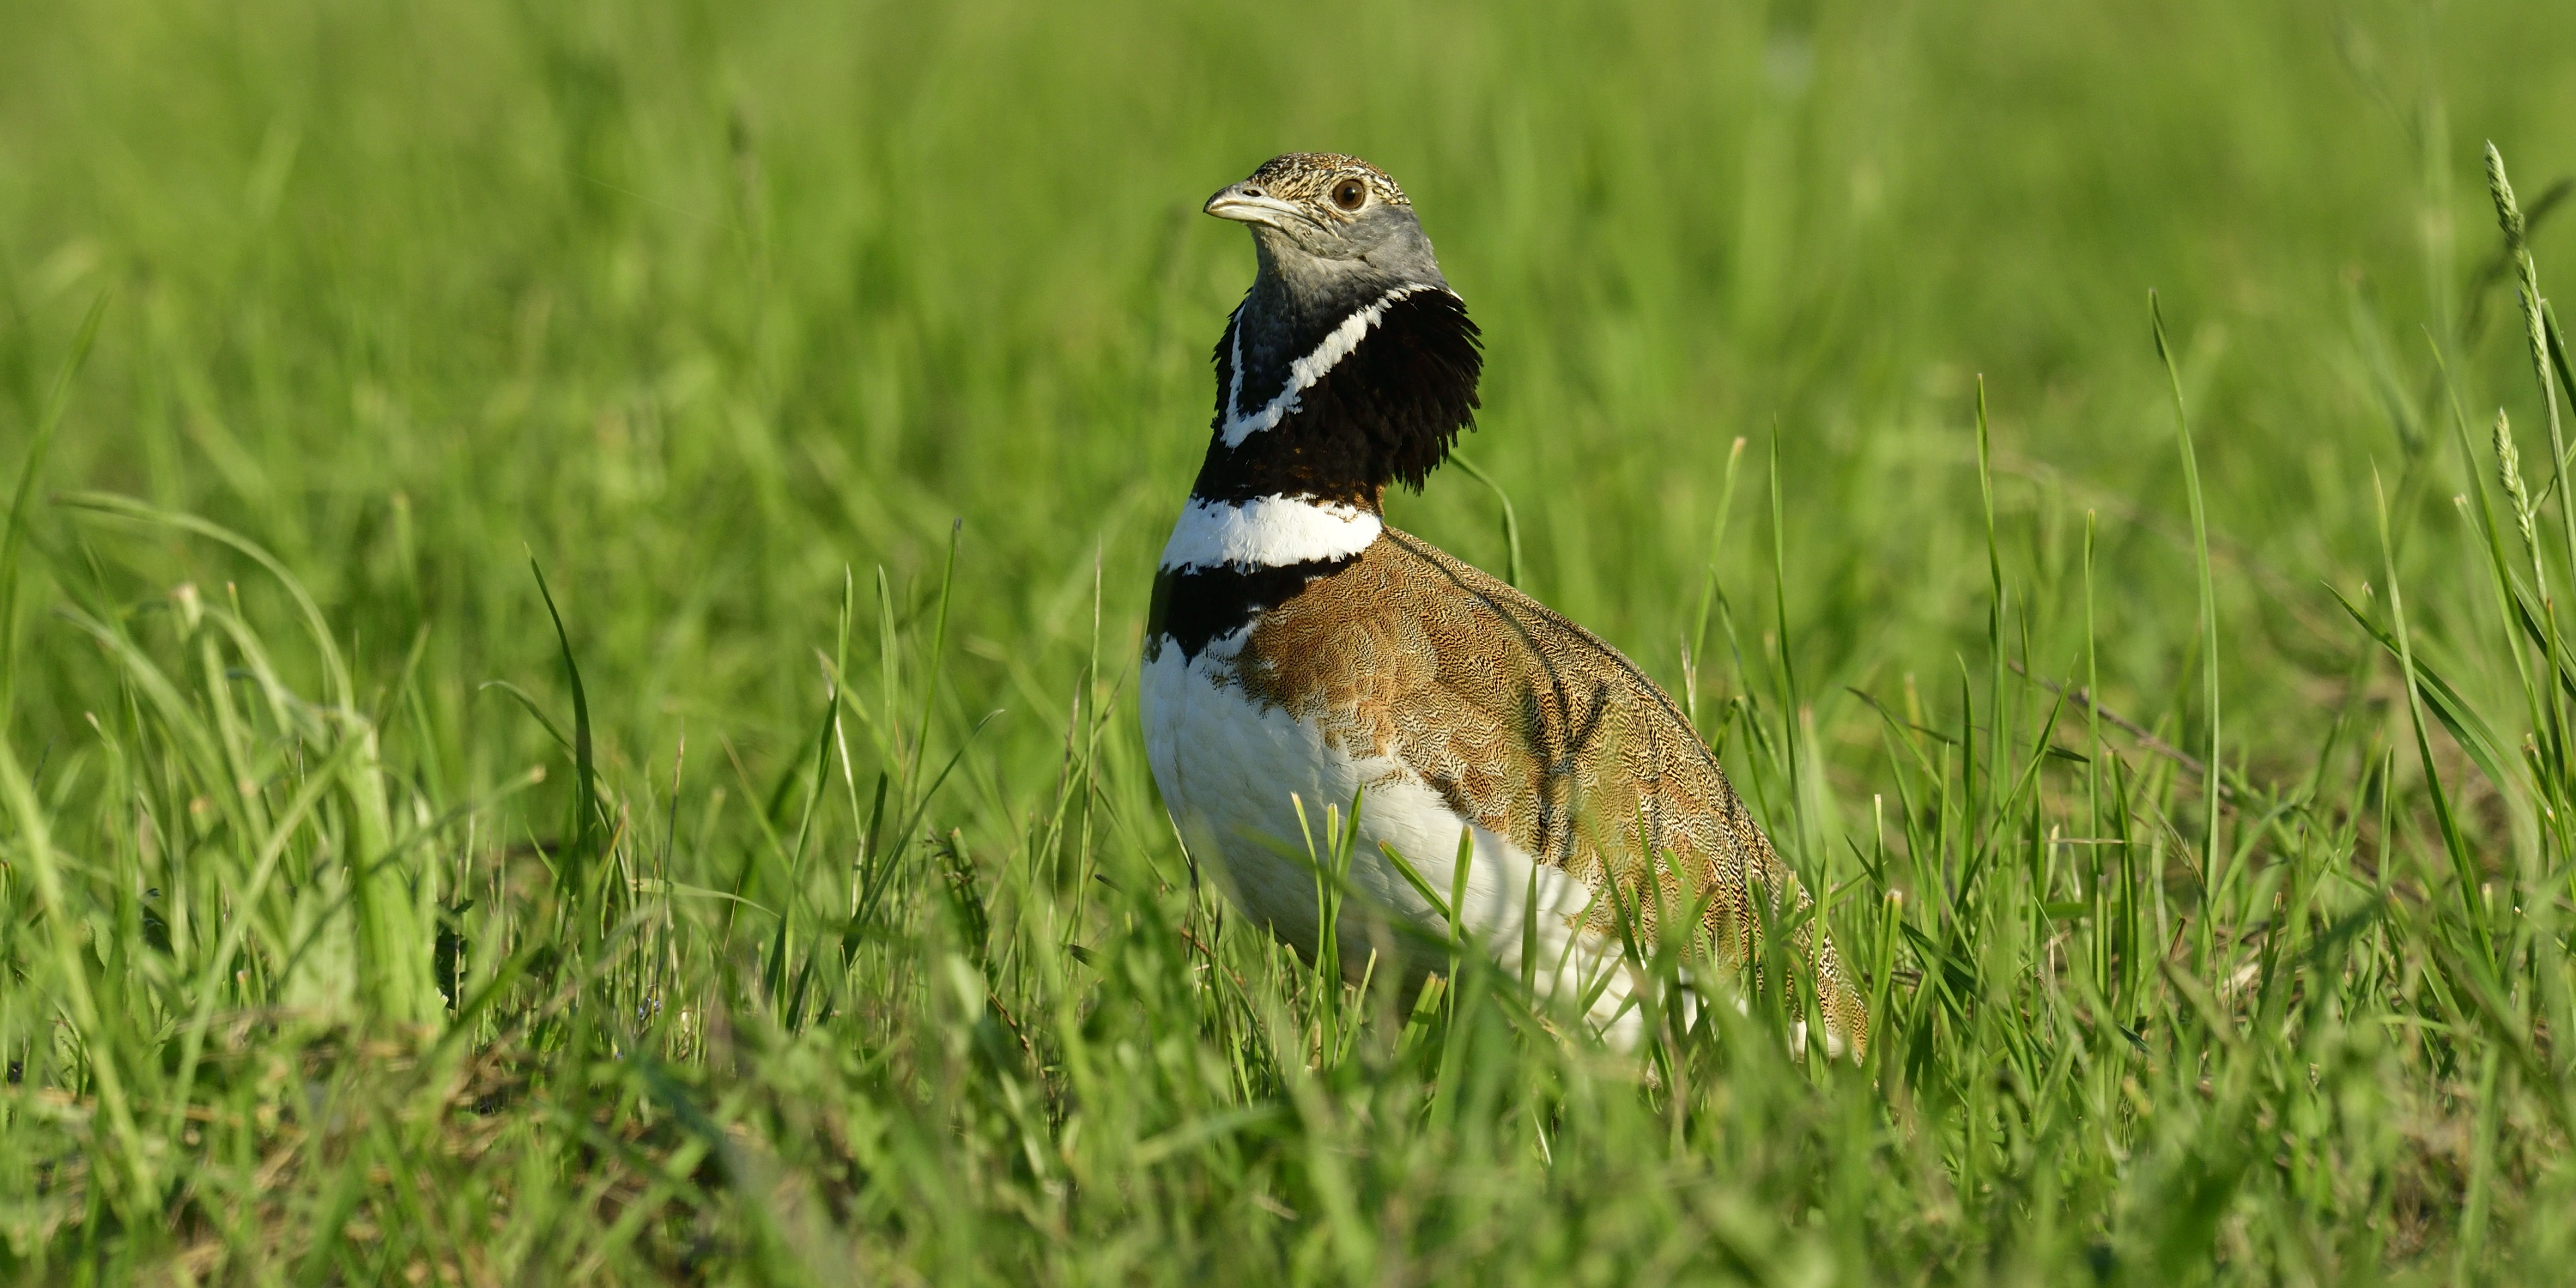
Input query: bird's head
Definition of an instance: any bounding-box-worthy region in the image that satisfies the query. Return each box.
[1196,153,1480,506]
[1204,153,1446,300]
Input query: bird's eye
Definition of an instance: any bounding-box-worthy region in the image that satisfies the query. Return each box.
[1331,178,1368,211]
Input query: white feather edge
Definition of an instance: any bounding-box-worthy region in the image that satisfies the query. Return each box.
[1218,285,1430,449]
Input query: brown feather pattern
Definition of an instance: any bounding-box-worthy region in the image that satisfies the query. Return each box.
[1216,527,1867,1055]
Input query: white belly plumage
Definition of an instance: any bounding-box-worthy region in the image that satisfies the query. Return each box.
[1139,630,1644,1043]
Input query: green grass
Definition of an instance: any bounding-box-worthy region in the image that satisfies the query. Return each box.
[5,0,2576,1281]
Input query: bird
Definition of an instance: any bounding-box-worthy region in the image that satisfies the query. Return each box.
[1138,153,1865,1058]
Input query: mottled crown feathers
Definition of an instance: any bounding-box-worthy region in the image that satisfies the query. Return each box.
[1239,153,1412,209]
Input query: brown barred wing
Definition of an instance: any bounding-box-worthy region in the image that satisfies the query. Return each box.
[1228,527,1866,1055]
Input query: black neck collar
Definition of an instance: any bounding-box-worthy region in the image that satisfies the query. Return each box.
[1187,283,1482,510]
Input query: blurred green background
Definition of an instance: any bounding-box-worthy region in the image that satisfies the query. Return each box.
[9,0,2576,1279]
[7,0,2572,796]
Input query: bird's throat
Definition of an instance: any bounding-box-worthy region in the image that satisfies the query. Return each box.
[1188,284,1483,508]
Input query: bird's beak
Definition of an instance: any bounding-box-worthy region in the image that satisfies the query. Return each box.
[1204,183,1309,231]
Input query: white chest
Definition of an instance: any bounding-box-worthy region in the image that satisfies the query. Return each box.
[1137,636,1391,944]
[1137,637,1625,1036]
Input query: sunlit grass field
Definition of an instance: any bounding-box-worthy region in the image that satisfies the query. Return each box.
[7,0,2576,1281]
